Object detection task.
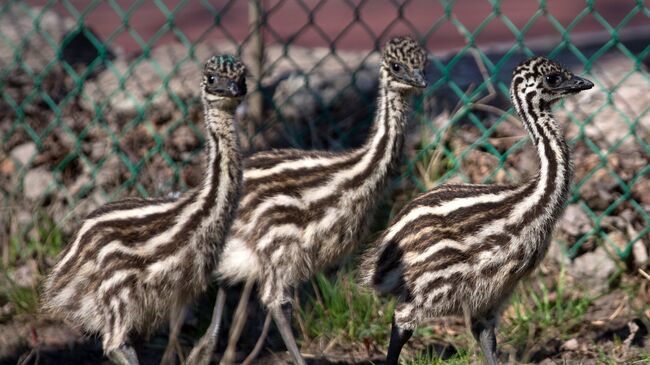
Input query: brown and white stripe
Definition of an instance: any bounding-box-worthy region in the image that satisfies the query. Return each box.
[42,55,246,362]
[186,36,428,365]
[217,37,427,307]
[360,56,593,365]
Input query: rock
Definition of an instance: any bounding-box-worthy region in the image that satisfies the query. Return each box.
[460,149,500,183]
[562,338,579,351]
[10,142,36,166]
[559,204,592,236]
[171,125,200,152]
[607,231,628,254]
[14,210,32,228]
[620,209,636,223]
[0,6,75,73]
[563,56,650,149]
[547,240,570,266]
[601,216,626,230]
[23,168,53,200]
[8,260,38,287]
[68,174,92,198]
[568,246,617,294]
[578,176,617,211]
[632,240,648,268]
[632,177,650,205]
[0,303,13,318]
[95,155,123,188]
[69,192,104,223]
[0,158,15,175]
[89,140,110,161]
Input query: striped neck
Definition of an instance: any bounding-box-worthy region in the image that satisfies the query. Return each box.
[365,70,410,146]
[203,105,241,190]
[347,71,409,199]
[511,87,572,225]
[192,102,242,258]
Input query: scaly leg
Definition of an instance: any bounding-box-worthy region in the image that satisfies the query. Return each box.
[386,319,413,365]
[470,313,499,365]
[269,302,306,365]
[241,312,272,365]
[107,344,140,365]
[160,303,187,365]
[186,287,227,365]
[221,278,255,365]
[103,295,139,365]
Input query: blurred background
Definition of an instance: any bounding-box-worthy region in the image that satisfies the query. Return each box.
[1,1,649,364]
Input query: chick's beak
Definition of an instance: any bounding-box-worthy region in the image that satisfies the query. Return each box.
[409,69,427,88]
[559,75,594,92]
[205,77,242,97]
[228,81,241,97]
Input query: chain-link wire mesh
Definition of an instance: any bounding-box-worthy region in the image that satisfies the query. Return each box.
[1,0,648,263]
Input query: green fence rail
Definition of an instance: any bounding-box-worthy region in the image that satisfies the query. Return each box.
[1,0,648,264]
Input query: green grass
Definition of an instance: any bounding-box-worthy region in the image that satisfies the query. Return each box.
[296,271,395,346]
[501,267,592,358]
[7,212,65,268]
[296,266,599,362]
[401,348,475,365]
[0,212,66,320]
[0,274,40,319]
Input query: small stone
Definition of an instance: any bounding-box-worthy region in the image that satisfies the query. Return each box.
[547,240,570,266]
[95,155,122,187]
[620,209,636,223]
[89,140,109,160]
[568,246,616,294]
[69,195,102,223]
[171,125,199,151]
[601,216,626,230]
[559,204,591,236]
[632,178,650,205]
[0,302,14,317]
[9,262,37,287]
[68,174,92,197]
[8,260,38,287]
[0,158,15,175]
[10,142,36,166]
[23,168,53,200]
[562,338,579,351]
[632,240,648,268]
[607,231,628,253]
[14,210,32,227]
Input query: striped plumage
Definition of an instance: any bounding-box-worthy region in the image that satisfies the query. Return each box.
[187,36,427,365]
[360,56,594,365]
[42,55,247,365]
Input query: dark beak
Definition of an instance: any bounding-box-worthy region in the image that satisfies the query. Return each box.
[409,69,427,88]
[558,75,594,92]
[205,77,244,97]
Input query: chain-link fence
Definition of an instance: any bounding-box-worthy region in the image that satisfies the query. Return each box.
[1,0,648,264]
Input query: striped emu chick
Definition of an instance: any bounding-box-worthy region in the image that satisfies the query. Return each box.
[188,36,427,365]
[42,55,247,365]
[360,57,593,365]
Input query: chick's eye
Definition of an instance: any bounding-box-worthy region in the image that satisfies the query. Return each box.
[207,75,215,84]
[545,73,563,87]
[391,63,401,72]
